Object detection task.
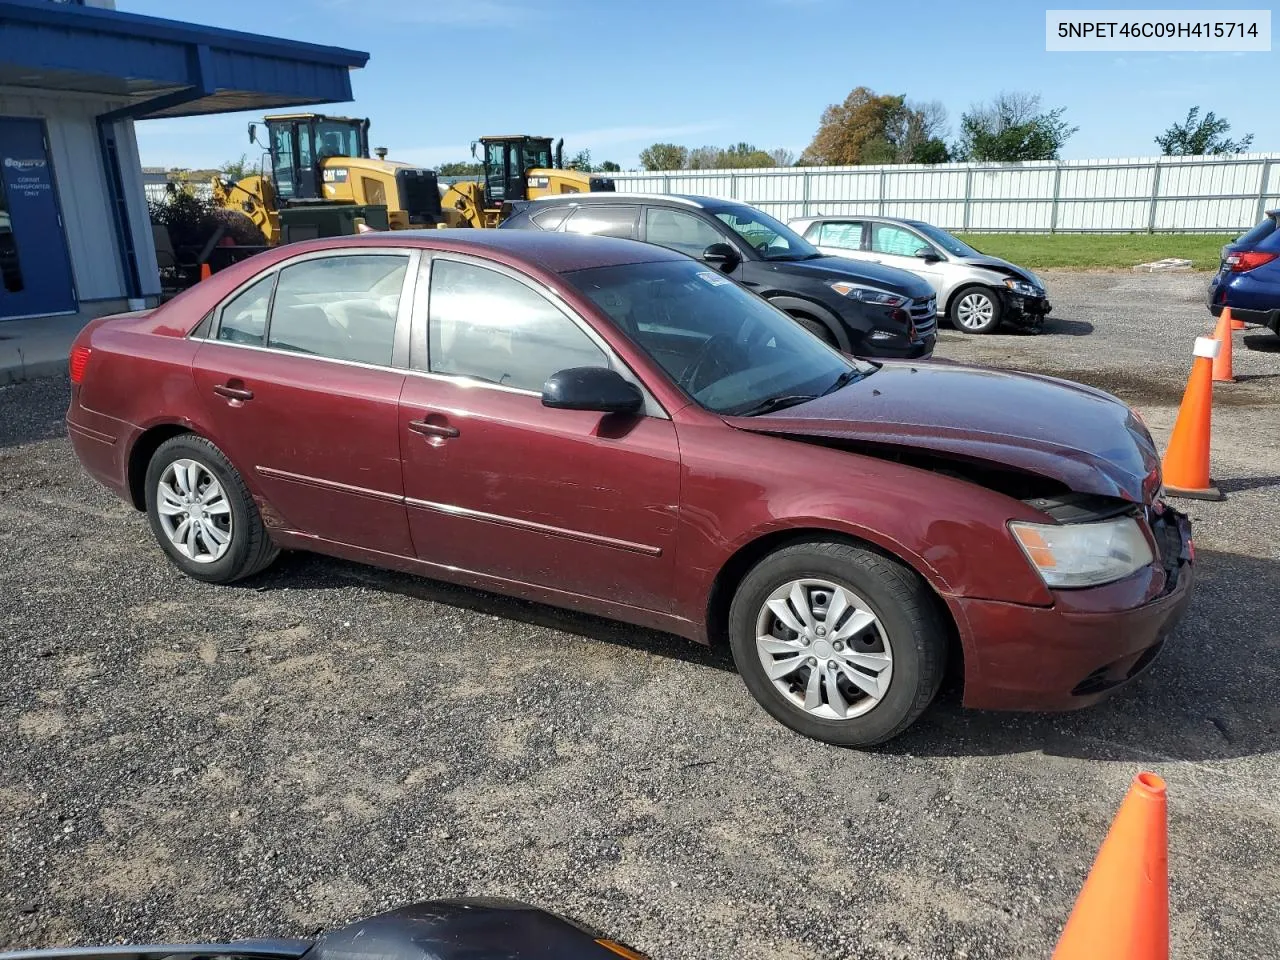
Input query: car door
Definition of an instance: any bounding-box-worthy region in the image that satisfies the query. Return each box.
[641,206,733,262]
[191,250,417,556]
[867,221,944,293]
[397,253,681,612]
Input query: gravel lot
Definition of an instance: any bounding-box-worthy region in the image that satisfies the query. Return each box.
[2,270,1278,960]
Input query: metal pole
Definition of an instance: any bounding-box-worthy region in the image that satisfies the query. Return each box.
[1256,159,1274,224]
[878,169,886,216]
[1147,161,1163,233]
[802,168,811,217]
[1049,163,1062,233]
[729,172,737,200]
[962,167,973,230]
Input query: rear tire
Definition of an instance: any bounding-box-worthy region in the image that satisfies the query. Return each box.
[728,540,947,747]
[144,435,279,584]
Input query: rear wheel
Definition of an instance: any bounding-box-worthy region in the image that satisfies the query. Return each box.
[144,435,279,584]
[949,285,1002,334]
[728,540,947,747]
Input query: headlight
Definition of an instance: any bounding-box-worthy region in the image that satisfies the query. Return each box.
[1004,278,1040,297]
[828,281,907,307]
[1009,516,1153,588]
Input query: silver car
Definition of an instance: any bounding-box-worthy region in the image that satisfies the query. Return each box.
[789,215,1051,334]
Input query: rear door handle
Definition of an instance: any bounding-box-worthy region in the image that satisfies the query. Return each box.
[213,383,254,402]
[408,419,459,440]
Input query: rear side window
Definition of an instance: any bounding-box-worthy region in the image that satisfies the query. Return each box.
[563,205,639,239]
[1242,215,1279,249]
[644,208,724,257]
[268,254,408,366]
[818,221,864,250]
[531,206,572,230]
[217,274,275,346]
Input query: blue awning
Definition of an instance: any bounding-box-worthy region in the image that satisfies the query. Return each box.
[0,0,369,118]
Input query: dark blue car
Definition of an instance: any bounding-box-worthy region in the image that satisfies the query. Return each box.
[1208,209,1280,335]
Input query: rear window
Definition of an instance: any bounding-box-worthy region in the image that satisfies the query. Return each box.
[531,206,571,230]
[1238,215,1278,247]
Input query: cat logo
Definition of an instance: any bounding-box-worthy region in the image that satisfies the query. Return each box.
[322,168,349,183]
[527,176,550,189]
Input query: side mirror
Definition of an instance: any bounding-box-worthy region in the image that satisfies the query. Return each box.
[915,247,941,262]
[247,123,256,145]
[702,242,741,273]
[542,367,643,415]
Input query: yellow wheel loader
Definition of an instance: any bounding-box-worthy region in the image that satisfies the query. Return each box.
[439,135,617,228]
[211,114,443,245]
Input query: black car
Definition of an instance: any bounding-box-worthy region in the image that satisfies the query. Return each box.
[500,194,937,359]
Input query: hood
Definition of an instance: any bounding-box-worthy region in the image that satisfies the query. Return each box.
[767,255,935,298]
[723,361,1161,503]
[955,254,1043,289]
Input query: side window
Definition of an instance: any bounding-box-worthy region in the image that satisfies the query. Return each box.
[268,254,408,366]
[428,259,607,393]
[871,223,931,257]
[818,221,864,250]
[563,205,638,239]
[530,206,571,230]
[644,208,725,257]
[217,274,276,345]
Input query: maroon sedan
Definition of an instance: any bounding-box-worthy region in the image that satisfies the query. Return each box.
[65,231,1194,746]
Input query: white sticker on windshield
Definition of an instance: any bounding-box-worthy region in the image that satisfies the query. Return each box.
[696,271,730,287]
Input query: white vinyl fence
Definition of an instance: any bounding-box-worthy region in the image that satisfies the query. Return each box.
[611,153,1280,233]
[142,153,1280,233]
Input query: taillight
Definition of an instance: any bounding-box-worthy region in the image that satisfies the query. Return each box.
[1225,250,1278,272]
[69,345,91,384]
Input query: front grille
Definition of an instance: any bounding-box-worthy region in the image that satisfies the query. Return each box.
[396,168,444,224]
[909,296,937,337]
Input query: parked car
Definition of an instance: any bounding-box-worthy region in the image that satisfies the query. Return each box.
[66,230,1193,747]
[500,194,937,359]
[789,214,1052,335]
[1208,208,1280,335]
[0,900,649,960]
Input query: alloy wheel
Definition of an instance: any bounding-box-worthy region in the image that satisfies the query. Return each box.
[155,459,233,563]
[955,292,995,330]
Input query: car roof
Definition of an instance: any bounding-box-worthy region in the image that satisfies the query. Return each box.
[797,214,925,226]
[284,228,689,274]
[526,193,747,210]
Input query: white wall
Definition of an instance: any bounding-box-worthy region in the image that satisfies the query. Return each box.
[0,86,160,306]
[612,154,1280,233]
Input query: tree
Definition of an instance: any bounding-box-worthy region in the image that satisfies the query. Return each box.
[718,142,776,168]
[953,91,1077,162]
[801,86,913,165]
[768,147,796,167]
[599,160,621,172]
[1155,107,1254,156]
[219,154,252,182]
[639,142,689,171]
[564,149,594,171]
[437,160,483,177]
[896,100,951,164]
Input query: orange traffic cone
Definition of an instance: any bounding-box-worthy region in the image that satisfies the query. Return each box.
[1161,335,1224,500]
[1052,772,1169,960]
[1212,310,1235,383]
[199,262,212,281]
[1227,306,1245,331]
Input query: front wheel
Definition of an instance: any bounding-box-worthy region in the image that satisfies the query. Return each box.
[728,541,947,747]
[789,312,837,346]
[144,434,279,584]
[949,286,1003,334]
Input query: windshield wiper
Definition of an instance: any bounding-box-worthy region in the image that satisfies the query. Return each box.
[734,394,817,417]
[822,367,862,395]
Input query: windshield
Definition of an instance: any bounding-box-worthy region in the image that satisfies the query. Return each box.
[713,206,821,262]
[565,260,872,415]
[314,120,362,159]
[910,222,979,258]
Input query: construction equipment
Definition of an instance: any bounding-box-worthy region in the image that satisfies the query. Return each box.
[439,135,616,228]
[211,113,443,245]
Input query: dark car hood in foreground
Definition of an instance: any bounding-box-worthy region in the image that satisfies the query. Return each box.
[767,255,935,298]
[723,361,1160,503]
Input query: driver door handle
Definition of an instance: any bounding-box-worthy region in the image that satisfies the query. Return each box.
[408,419,459,440]
[213,383,254,402]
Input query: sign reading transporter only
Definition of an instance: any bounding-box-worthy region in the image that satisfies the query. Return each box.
[0,117,76,320]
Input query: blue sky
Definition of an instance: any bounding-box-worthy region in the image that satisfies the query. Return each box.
[124,0,1276,170]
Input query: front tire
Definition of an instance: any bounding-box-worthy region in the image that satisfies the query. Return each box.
[728,540,947,747]
[790,312,838,346]
[144,434,279,584]
[949,285,1003,334]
